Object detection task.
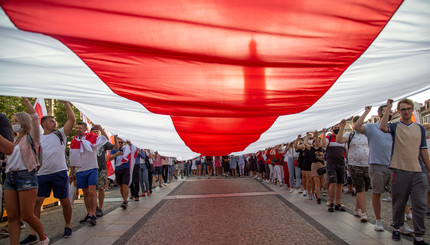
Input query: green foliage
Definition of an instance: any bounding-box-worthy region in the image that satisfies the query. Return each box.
[0,96,35,121]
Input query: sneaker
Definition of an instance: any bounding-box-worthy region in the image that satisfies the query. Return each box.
[399,223,414,235]
[0,229,8,237]
[19,234,38,245]
[139,193,146,197]
[79,214,91,223]
[353,209,362,217]
[39,237,49,245]
[298,189,303,194]
[289,188,294,193]
[374,220,384,231]
[308,195,313,200]
[360,213,368,222]
[382,196,392,202]
[96,207,104,217]
[317,198,321,204]
[335,204,346,212]
[328,203,334,212]
[392,230,401,241]
[406,213,413,221]
[414,238,429,245]
[303,190,308,197]
[322,190,327,196]
[63,227,72,238]
[90,216,97,226]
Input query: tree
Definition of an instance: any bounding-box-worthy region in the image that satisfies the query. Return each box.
[0,96,35,121]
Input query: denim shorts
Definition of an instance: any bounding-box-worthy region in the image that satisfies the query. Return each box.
[76,168,98,189]
[4,169,38,191]
[154,166,162,176]
[37,170,69,199]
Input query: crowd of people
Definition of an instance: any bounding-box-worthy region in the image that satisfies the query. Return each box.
[0,97,430,245]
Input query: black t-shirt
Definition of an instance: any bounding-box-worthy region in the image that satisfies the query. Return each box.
[0,113,13,159]
[311,147,325,164]
[0,113,13,143]
[296,149,304,168]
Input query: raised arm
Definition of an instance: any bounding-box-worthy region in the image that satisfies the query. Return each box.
[23,97,36,114]
[321,128,328,148]
[354,106,371,134]
[23,97,40,143]
[336,119,348,143]
[294,135,305,150]
[380,99,393,133]
[112,135,119,150]
[303,133,311,150]
[63,101,76,136]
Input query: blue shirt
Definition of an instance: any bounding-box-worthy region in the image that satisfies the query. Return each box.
[364,123,392,166]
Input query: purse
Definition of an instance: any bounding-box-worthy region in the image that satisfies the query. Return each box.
[317,166,326,175]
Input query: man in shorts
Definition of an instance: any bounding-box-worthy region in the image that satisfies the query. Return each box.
[69,123,108,225]
[108,138,131,208]
[90,127,116,217]
[321,125,347,213]
[20,101,75,244]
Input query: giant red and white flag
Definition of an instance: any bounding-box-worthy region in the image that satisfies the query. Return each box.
[0,0,429,158]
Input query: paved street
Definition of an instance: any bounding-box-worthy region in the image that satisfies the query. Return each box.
[1,176,428,244]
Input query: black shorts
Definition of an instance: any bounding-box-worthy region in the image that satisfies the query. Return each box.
[327,164,345,184]
[115,168,130,185]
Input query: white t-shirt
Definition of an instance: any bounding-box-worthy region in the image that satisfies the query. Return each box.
[344,132,369,167]
[6,144,27,173]
[38,128,68,175]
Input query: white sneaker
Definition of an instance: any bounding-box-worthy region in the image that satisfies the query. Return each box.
[298,189,303,194]
[382,196,392,202]
[374,220,384,231]
[360,213,368,222]
[308,195,313,200]
[289,188,294,193]
[40,237,50,245]
[405,213,413,221]
[399,223,413,235]
[353,209,362,217]
[303,190,308,196]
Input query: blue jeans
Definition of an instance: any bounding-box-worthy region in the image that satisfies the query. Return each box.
[168,165,174,179]
[139,164,149,192]
[287,157,301,188]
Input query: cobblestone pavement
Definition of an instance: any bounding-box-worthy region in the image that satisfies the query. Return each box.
[119,178,345,245]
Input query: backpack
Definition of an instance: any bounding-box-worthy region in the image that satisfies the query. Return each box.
[27,134,42,166]
[346,131,356,163]
[54,130,64,145]
[347,131,356,150]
